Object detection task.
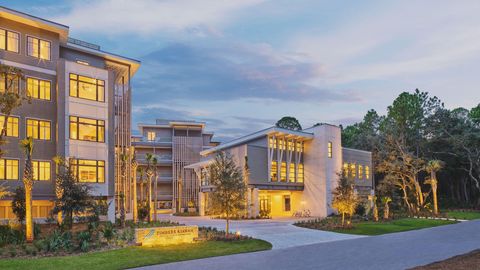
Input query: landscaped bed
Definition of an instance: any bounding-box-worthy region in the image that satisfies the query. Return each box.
[410,249,480,270]
[0,239,272,270]
[295,217,458,236]
[444,210,480,220]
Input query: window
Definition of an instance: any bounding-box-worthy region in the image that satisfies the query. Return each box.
[297,163,304,183]
[296,141,303,152]
[27,77,51,100]
[350,163,357,179]
[147,131,156,141]
[0,73,20,93]
[0,115,19,137]
[259,195,271,212]
[27,36,51,60]
[280,162,287,182]
[289,163,295,182]
[328,142,333,158]
[270,161,278,182]
[69,74,105,102]
[358,165,363,179]
[0,29,19,53]
[269,137,277,149]
[0,159,19,180]
[32,161,51,181]
[278,139,286,150]
[288,141,295,152]
[71,159,105,183]
[343,162,349,177]
[284,195,291,212]
[365,166,370,180]
[27,119,51,140]
[70,116,105,142]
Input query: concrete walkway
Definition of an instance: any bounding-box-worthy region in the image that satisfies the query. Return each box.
[158,214,364,249]
[136,219,480,270]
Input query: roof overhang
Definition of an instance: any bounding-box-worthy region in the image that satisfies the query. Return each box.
[63,43,141,77]
[184,159,213,170]
[201,126,314,156]
[0,6,69,42]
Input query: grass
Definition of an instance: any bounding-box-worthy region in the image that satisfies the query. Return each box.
[0,239,272,270]
[332,218,457,235]
[445,210,480,220]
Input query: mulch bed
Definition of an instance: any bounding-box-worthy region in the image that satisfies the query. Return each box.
[410,249,480,270]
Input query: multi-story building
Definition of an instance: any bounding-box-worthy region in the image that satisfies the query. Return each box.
[0,6,140,222]
[132,119,217,213]
[187,123,374,218]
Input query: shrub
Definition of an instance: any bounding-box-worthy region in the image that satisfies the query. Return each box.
[34,223,41,238]
[9,246,16,257]
[102,222,115,243]
[25,245,37,256]
[44,230,72,252]
[11,186,26,223]
[0,225,25,246]
[138,203,149,221]
[77,231,91,252]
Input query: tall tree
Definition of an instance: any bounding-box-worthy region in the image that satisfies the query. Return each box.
[0,64,28,157]
[208,152,246,236]
[19,137,34,242]
[138,167,145,202]
[119,153,128,227]
[153,156,158,221]
[275,116,302,131]
[131,152,139,223]
[0,183,9,199]
[145,153,154,222]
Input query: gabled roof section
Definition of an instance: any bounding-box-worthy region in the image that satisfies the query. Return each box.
[201,126,314,156]
[0,6,69,42]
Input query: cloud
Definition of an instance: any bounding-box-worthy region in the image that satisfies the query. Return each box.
[133,42,360,105]
[52,0,264,35]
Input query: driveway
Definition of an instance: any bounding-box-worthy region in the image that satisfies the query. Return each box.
[137,219,480,270]
[158,214,364,249]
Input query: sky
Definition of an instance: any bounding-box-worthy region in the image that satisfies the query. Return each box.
[3,0,480,141]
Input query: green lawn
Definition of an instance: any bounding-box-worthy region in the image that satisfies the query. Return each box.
[1,240,272,270]
[446,210,480,220]
[332,218,457,236]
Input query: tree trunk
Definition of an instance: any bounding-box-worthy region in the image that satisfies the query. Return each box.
[154,171,158,222]
[140,181,144,202]
[25,186,33,243]
[132,169,138,223]
[148,176,152,222]
[432,182,438,216]
[342,212,345,226]
[226,217,229,237]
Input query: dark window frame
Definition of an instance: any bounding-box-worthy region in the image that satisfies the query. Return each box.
[69,116,105,143]
[71,159,105,183]
[69,73,105,102]
[26,77,51,100]
[26,35,51,60]
[0,28,20,53]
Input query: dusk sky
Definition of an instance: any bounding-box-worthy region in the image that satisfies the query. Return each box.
[4,0,480,141]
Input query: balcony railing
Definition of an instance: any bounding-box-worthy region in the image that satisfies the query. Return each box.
[133,137,173,144]
[67,37,101,50]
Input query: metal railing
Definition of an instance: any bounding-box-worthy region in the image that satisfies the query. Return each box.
[67,37,101,50]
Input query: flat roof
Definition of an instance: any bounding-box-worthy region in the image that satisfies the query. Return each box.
[201,126,314,156]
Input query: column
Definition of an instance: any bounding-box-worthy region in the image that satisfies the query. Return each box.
[252,188,259,217]
[107,196,116,223]
[199,192,205,216]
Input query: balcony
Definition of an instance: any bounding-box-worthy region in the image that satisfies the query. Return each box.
[132,137,173,147]
[136,154,173,165]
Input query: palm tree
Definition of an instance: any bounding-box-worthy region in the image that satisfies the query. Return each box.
[19,137,34,242]
[426,160,443,216]
[152,156,158,222]
[52,156,63,224]
[138,167,144,202]
[119,152,128,227]
[0,183,9,199]
[145,153,154,222]
[131,152,138,223]
[382,197,392,220]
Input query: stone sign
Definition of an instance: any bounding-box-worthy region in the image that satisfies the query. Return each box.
[135,225,199,246]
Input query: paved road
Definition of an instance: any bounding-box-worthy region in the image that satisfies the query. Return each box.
[159,215,363,249]
[136,219,480,270]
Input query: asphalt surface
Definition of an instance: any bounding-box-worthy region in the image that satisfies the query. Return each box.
[134,219,480,270]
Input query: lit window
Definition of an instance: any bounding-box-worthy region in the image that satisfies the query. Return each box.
[270,161,278,182]
[269,137,277,149]
[278,139,286,150]
[280,162,287,182]
[27,119,51,140]
[0,29,19,53]
[297,163,304,183]
[358,165,363,179]
[0,73,20,93]
[0,115,19,137]
[343,163,349,177]
[289,163,295,182]
[147,131,156,141]
[32,161,51,181]
[71,159,105,183]
[328,142,333,158]
[365,166,370,180]
[296,141,303,152]
[0,159,19,180]
[350,163,357,178]
[70,116,105,142]
[69,73,105,102]
[27,36,51,60]
[288,141,295,151]
[27,77,51,100]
